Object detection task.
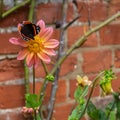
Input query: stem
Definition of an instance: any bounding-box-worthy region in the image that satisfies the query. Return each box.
[79,71,104,119]
[24,0,36,94]
[28,0,36,22]
[24,61,29,94]
[41,61,49,75]
[34,109,37,120]
[46,0,68,119]
[0,0,31,18]
[50,11,120,75]
[33,65,36,94]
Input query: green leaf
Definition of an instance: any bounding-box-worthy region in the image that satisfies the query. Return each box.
[68,108,79,120]
[108,111,116,120]
[81,85,89,98]
[74,85,89,102]
[68,104,86,120]
[98,109,107,120]
[25,94,40,109]
[113,93,120,119]
[74,86,83,101]
[36,114,41,120]
[87,101,99,120]
[105,101,116,119]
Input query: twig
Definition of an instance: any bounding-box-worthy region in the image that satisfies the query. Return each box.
[64,15,80,30]
[50,11,120,75]
[0,0,31,19]
[46,0,68,119]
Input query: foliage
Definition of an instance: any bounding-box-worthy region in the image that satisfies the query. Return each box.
[68,69,120,120]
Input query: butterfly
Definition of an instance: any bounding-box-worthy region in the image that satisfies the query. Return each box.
[18,21,40,41]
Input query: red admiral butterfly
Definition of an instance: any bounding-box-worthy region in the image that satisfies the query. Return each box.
[18,21,40,41]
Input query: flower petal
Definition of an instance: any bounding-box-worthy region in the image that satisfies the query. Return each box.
[26,52,34,67]
[17,39,28,47]
[39,27,52,39]
[17,49,29,60]
[9,37,28,47]
[42,49,56,56]
[34,54,40,67]
[9,37,20,45]
[36,20,45,29]
[27,56,34,67]
[44,39,59,48]
[37,52,51,63]
[41,27,53,41]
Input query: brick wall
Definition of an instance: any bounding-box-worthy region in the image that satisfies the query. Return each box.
[0,0,120,120]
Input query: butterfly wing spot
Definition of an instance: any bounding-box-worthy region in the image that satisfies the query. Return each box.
[36,26,41,33]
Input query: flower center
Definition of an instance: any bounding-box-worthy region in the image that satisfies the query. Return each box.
[27,35,44,53]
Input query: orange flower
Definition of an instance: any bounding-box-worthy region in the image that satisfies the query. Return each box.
[9,20,59,67]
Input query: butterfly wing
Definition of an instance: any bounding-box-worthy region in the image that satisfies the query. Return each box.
[18,21,40,40]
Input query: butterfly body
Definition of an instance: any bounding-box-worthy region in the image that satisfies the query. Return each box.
[18,21,40,41]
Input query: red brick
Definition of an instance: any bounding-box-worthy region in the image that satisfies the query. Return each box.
[0,59,24,82]
[0,112,26,120]
[0,32,21,54]
[44,80,67,104]
[35,63,53,78]
[53,103,86,120]
[67,26,98,48]
[82,50,112,73]
[0,84,25,109]
[110,0,120,4]
[100,24,120,45]
[0,6,29,27]
[69,79,76,99]
[112,72,120,92]
[36,3,62,24]
[67,3,74,22]
[78,2,107,22]
[29,82,42,94]
[53,103,73,120]
[52,29,60,40]
[60,54,77,76]
[108,3,120,21]
[114,49,120,68]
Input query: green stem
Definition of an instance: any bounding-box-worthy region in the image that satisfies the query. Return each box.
[41,61,49,75]
[1,0,31,18]
[34,109,37,120]
[24,0,36,94]
[28,0,36,22]
[79,71,105,119]
[24,61,29,94]
[33,65,36,94]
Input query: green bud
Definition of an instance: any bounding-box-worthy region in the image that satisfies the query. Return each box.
[46,74,54,82]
